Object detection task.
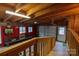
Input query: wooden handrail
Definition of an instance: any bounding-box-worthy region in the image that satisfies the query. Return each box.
[0,36,56,56]
[67,28,79,55]
[68,29,79,43]
[0,38,37,56]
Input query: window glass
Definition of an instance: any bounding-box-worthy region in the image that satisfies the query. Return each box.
[19,27,26,33]
[28,27,32,32]
[58,27,65,35]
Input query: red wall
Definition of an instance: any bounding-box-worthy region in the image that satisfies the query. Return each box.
[1,26,5,47]
[25,24,37,36]
[1,24,37,47]
[12,26,19,38]
[1,26,19,47]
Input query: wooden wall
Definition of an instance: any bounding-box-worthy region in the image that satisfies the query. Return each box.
[67,15,79,55]
[67,15,79,33]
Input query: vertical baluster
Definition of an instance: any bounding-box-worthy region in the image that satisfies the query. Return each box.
[34,43,38,56]
[41,42,43,56]
[31,45,34,56]
[39,42,42,56]
[29,47,31,56]
[26,48,29,56]
[23,50,26,56]
[77,43,79,56]
[76,41,79,56]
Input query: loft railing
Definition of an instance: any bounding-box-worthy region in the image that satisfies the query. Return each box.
[67,28,79,56]
[0,37,55,56]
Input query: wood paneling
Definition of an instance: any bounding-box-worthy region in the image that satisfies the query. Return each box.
[68,16,75,29]
[67,15,79,33]
[74,15,79,32]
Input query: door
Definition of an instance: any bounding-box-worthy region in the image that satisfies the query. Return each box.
[57,26,66,42]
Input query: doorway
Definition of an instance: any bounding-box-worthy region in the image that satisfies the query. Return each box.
[57,26,66,42]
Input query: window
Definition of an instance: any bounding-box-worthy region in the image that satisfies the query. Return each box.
[58,27,65,35]
[19,27,26,33]
[28,27,32,32]
[22,27,26,33]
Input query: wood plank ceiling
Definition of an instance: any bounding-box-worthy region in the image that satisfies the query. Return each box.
[0,3,79,25]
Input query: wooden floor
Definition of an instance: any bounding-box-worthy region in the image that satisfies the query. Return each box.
[48,41,69,56]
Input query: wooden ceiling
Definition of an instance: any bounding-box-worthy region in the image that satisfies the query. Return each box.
[0,3,79,25]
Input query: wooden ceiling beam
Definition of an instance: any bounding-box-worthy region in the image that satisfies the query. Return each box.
[14,4,73,23]
[0,4,16,9]
[26,4,79,25]
[26,4,53,16]
[34,4,79,18]
[37,6,79,20]
[13,4,53,22]
[10,4,39,22]
[4,4,28,22]
[20,3,39,12]
[5,4,79,25]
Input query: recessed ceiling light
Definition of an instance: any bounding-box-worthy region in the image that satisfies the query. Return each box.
[5,10,31,19]
[34,21,37,24]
